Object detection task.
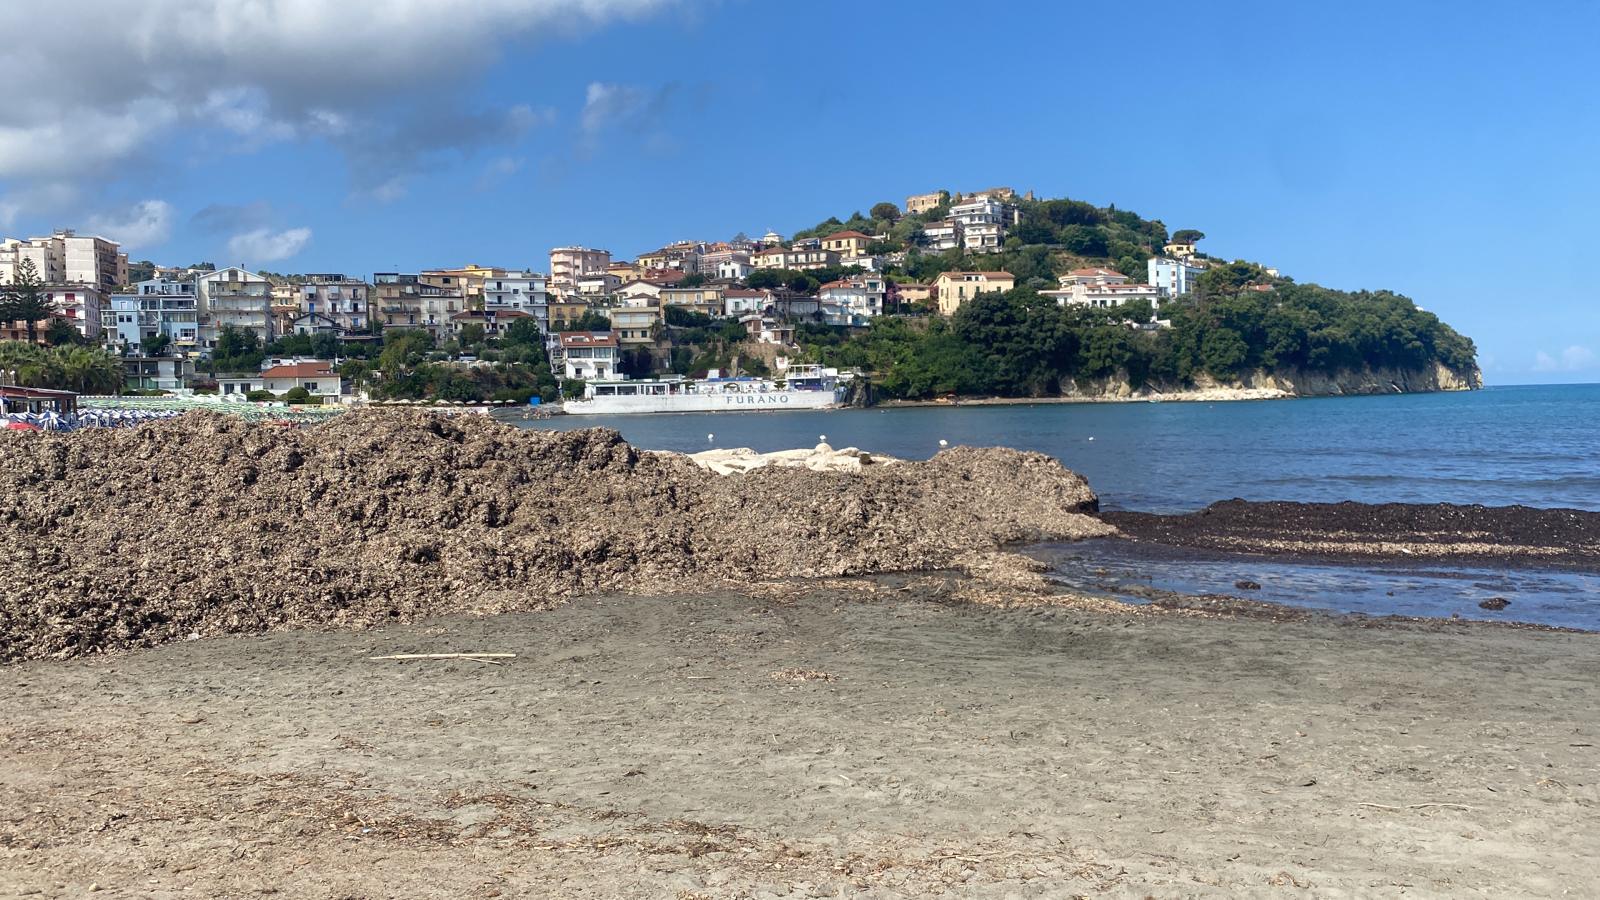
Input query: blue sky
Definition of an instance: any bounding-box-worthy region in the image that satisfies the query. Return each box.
[1,0,1595,383]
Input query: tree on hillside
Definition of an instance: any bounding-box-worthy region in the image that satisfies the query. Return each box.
[44,317,81,346]
[1171,229,1206,244]
[377,329,433,377]
[127,259,157,284]
[212,324,265,372]
[501,316,545,347]
[870,202,901,222]
[1196,260,1273,298]
[555,311,611,332]
[142,332,172,357]
[4,259,52,344]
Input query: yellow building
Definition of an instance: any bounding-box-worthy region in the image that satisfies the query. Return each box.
[894,282,933,305]
[606,260,642,283]
[934,271,1015,316]
[659,285,724,318]
[821,230,873,259]
[905,191,949,215]
[751,247,840,271]
[548,299,591,331]
[608,298,660,346]
[421,265,500,308]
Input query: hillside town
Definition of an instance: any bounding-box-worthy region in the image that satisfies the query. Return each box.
[0,187,1249,403]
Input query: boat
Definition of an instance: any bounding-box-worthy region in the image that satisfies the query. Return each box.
[563,364,847,415]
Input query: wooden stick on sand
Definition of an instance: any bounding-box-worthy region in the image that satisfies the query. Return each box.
[368,653,517,661]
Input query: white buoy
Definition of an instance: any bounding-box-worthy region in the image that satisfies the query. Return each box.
[819,434,827,442]
[1088,436,1095,441]
[939,439,949,448]
[707,433,714,442]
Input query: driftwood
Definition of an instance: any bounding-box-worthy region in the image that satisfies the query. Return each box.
[367,653,517,661]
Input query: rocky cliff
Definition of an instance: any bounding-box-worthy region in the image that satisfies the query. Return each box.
[1057,361,1482,402]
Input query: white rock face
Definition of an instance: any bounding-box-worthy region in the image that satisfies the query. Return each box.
[684,443,901,475]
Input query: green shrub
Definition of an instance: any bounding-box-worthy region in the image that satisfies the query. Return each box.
[245,389,276,402]
[283,386,315,404]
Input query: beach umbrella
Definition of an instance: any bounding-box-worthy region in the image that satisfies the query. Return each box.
[3,420,41,431]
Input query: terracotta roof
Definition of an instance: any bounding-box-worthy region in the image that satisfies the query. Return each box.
[940,271,1013,279]
[261,362,336,379]
[823,230,871,241]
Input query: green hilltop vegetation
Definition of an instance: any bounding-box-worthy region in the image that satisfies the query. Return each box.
[755,192,1479,398]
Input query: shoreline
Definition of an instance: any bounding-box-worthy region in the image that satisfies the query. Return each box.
[874,384,1488,407]
[877,388,1290,407]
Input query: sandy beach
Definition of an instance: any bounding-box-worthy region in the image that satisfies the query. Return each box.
[4,414,1596,898]
[5,581,1597,898]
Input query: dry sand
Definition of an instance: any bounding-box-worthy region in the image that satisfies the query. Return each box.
[4,581,1597,898]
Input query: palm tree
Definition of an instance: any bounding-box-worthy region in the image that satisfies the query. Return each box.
[7,258,52,344]
[56,345,124,395]
[0,342,122,394]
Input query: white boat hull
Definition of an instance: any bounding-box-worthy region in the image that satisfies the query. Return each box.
[564,389,843,415]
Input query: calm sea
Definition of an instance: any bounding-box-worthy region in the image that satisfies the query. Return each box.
[511,383,1600,513]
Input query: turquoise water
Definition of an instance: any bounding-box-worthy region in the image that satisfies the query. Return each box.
[513,384,1600,512]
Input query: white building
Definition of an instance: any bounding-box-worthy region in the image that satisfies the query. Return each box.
[559,331,619,380]
[962,222,1003,253]
[41,286,108,339]
[1061,267,1130,286]
[818,276,886,325]
[717,258,753,281]
[483,270,548,332]
[1148,257,1206,298]
[724,288,771,317]
[132,278,200,349]
[921,220,962,252]
[1043,281,1163,310]
[217,361,344,398]
[197,267,275,346]
[947,196,1005,228]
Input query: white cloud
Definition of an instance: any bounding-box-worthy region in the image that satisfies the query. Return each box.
[1533,345,1597,372]
[581,82,651,134]
[226,227,312,264]
[0,0,680,214]
[85,199,175,250]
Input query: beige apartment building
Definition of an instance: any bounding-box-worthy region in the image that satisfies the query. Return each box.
[372,273,464,337]
[0,229,129,340]
[549,246,612,295]
[659,285,724,318]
